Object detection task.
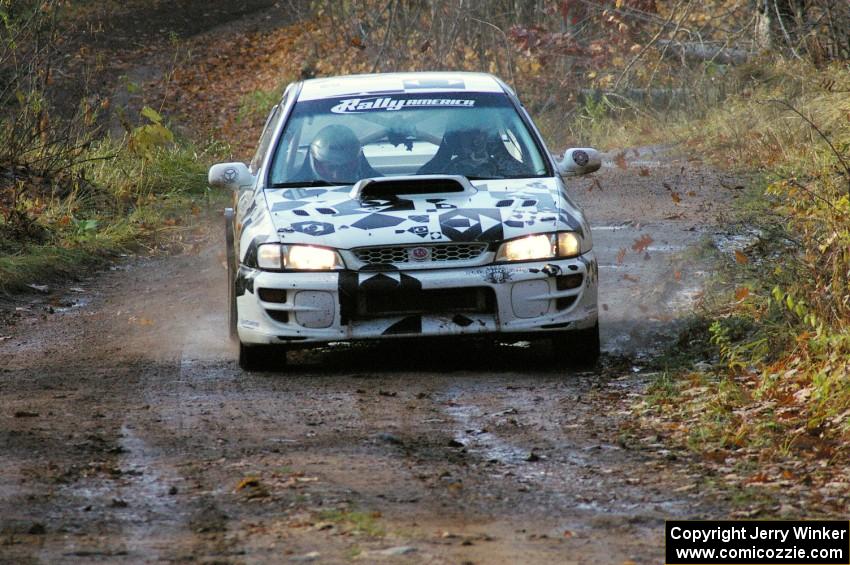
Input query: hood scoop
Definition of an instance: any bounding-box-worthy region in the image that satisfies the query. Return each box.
[350,175,475,201]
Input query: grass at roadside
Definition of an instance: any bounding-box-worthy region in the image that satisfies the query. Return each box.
[0,117,229,293]
[0,3,232,296]
[237,83,289,125]
[597,59,850,512]
[316,509,386,538]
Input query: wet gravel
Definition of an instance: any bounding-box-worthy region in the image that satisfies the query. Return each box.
[0,151,738,563]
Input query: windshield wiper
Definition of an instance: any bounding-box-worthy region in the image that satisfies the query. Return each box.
[269,180,346,188]
[464,175,507,181]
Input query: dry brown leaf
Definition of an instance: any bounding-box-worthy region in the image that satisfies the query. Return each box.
[236,476,260,490]
[735,287,750,301]
[614,151,628,169]
[734,250,749,264]
[631,234,653,253]
[616,248,627,264]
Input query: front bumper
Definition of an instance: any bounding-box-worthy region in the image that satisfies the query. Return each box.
[236,254,598,346]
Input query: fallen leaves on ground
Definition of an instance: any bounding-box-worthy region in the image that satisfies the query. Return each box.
[616,248,627,265]
[628,364,850,517]
[631,234,653,253]
[614,151,628,169]
[236,476,261,490]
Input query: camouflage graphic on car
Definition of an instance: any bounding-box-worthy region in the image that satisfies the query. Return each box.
[241,177,588,255]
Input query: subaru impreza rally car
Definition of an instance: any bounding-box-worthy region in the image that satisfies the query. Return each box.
[209,72,602,370]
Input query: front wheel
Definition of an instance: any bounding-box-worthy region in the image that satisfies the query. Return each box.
[238,343,288,372]
[550,322,600,367]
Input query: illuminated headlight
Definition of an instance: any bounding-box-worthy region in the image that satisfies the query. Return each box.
[257,244,344,271]
[495,232,586,262]
[557,232,581,257]
[257,244,284,269]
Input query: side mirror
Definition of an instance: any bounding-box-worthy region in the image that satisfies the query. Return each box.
[208,162,254,191]
[558,148,601,176]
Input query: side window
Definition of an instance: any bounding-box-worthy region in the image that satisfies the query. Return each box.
[250,103,281,173]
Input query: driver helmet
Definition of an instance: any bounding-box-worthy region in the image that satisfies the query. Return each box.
[310,124,361,183]
[447,111,495,165]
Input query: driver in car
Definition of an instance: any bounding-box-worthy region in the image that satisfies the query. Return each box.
[419,113,529,178]
[294,124,381,184]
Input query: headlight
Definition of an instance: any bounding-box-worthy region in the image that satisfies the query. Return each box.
[557,232,581,257]
[286,245,343,270]
[496,234,556,262]
[256,244,344,271]
[258,244,283,269]
[495,232,585,262]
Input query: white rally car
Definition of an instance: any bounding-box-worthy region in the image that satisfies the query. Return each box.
[209,72,602,370]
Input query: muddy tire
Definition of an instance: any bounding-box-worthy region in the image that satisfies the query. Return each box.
[238,342,287,372]
[551,322,601,367]
[224,208,237,340]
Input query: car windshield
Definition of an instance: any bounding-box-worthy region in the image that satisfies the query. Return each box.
[267,92,549,186]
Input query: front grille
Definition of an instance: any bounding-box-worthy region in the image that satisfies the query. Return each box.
[356,287,495,318]
[353,243,488,266]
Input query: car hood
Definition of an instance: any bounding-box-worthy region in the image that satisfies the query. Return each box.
[263,178,587,249]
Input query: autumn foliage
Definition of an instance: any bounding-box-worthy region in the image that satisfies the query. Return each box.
[2,0,849,505]
[630,60,850,511]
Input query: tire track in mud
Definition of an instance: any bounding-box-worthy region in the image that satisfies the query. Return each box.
[1,148,739,563]
[28,265,240,562]
[101,314,241,561]
[435,378,691,521]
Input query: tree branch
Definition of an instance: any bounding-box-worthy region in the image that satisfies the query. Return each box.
[762,98,850,198]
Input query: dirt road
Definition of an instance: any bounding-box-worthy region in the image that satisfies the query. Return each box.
[0,146,743,563]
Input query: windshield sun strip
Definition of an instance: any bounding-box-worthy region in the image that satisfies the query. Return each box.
[267,90,552,186]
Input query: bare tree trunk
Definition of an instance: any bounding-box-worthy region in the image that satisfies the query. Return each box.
[754,0,806,56]
[823,0,850,60]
